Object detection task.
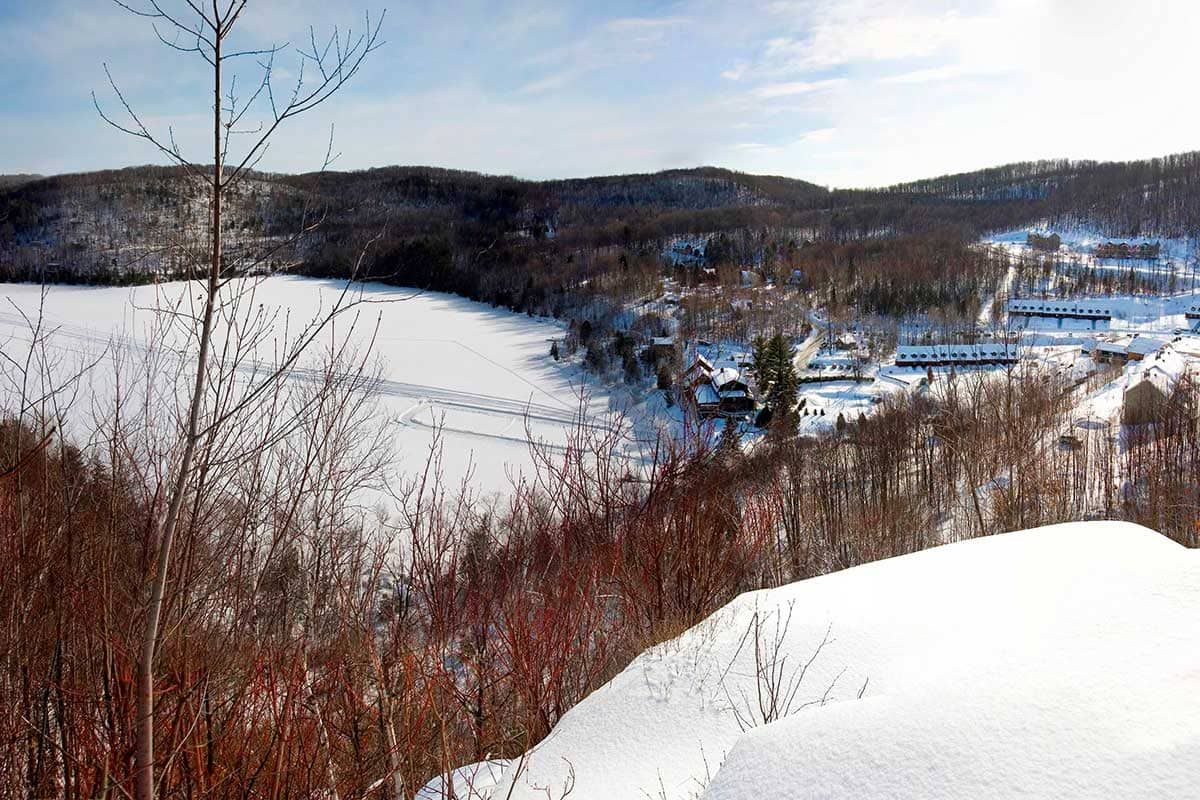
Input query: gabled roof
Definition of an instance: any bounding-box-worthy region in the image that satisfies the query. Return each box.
[710,367,743,389]
[1128,347,1187,396]
[685,354,714,379]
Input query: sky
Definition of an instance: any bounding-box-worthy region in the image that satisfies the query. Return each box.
[1,0,1198,188]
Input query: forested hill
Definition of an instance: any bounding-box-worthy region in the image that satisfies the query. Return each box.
[0,175,41,190]
[873,150,1200,236]
[3,151,1200,296]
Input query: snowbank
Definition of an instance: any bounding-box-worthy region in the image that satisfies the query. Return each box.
[416,760,509,799]
[494,522,1200,799]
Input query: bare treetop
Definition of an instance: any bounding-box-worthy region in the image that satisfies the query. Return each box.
[95,0,385,189]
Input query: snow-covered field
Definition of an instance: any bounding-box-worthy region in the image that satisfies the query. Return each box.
[0,277,615,495]
[988,226,1200,264]
[486,522,1200,799]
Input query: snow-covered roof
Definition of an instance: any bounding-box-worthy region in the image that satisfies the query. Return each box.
[1007,298,1112,317]
[896,343,1019,363]
[1129,346,1188,395]
[710,367,743,389]
[1094,339,1127,354]
[693,382,720,406]
[1126,336,1166,357]
[650,336,674,347]
[1089,335,1167,358]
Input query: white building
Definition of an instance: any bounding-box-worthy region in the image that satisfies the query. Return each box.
[895,343,1020,368]
[1007,298,1112,320]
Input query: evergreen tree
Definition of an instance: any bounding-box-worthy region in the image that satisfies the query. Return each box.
[750,334,772,395]
[765,333,798,416]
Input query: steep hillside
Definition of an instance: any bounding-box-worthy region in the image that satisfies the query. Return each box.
[0,167,297,282]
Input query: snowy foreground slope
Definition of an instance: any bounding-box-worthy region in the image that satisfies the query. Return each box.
[486,523,1199,799]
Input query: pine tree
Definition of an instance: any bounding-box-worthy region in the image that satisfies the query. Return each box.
[750,334,772,396]
[765,333,798,416]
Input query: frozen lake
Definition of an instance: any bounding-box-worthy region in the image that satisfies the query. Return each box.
[0,276,616,496]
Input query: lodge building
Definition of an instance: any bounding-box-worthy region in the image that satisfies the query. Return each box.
[895,344,1020,368]
[1006,299,1112,321]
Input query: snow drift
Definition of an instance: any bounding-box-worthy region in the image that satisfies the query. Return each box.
[488,522,1200,799]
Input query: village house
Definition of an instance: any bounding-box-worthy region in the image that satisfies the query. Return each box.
[711,367,756,416]
[647,335,676,360]
[1122,348,1186,425]
[1094,241,1161,260]
[684,356,757,418]
[1185,302,1200,321]
[1086,334,1166,365]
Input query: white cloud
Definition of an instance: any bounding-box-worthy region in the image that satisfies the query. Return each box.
[878,65,965,84]
[799,127,836,143]
[750,79,844,98]
[518,72,574,94]
[721,63,749,81]
[725,0,1041,83]
[516,10,687,94]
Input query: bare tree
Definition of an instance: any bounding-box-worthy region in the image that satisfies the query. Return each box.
[718,602,841,732]
[93,3,383,798]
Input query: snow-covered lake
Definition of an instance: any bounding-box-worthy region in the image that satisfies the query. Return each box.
[0,276,616,495]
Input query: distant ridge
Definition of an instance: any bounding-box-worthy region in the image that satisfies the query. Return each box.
[6,150,1200,290]
[0,174,42,190]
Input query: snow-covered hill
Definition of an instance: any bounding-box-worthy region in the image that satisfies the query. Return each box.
[486,522,1199,799]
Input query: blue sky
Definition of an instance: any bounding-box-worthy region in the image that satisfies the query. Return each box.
[1,0,1198,187]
